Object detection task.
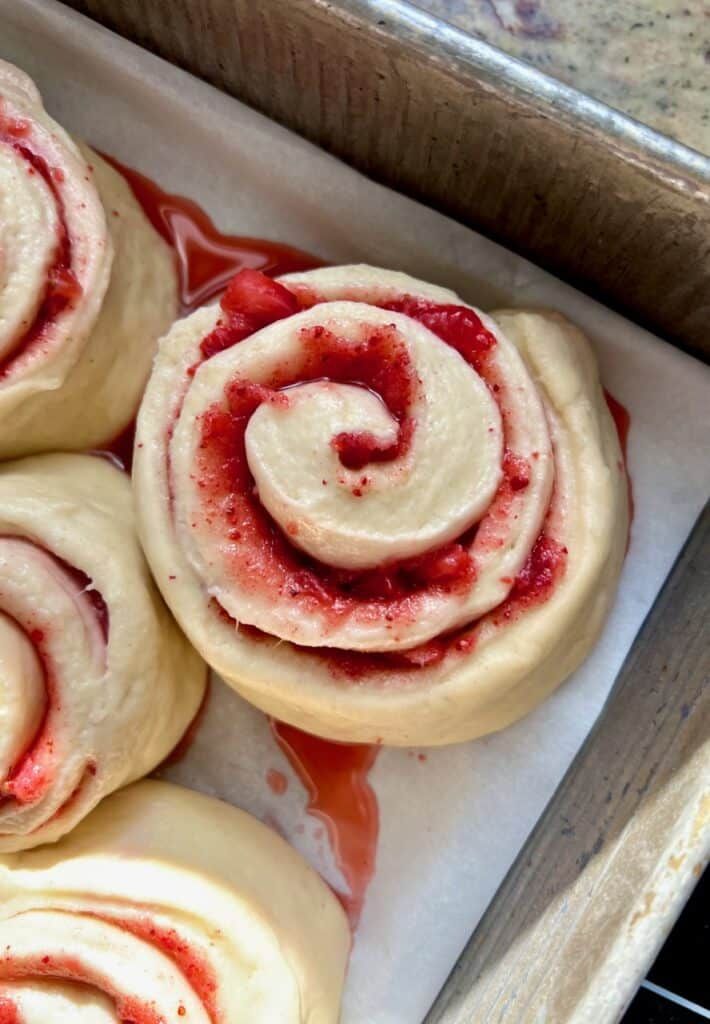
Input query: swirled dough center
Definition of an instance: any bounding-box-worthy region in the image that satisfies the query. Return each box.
[244,303,503,569]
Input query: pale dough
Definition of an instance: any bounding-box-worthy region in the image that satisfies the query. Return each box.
[134,265,628,745]
[0,60,177,458]
[0,454,206,851]
[0,779,349,1023]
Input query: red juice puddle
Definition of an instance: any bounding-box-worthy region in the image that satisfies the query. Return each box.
[604,390,634,537]
[270,720,379,929]
[89,155,323,459]
[195,316,476,629]
[101,153,324,313]
[158,674,211,769]
[266,768,288,795]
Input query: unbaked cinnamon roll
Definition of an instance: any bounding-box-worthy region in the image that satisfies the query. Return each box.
[0,60,176,459]
[0,779,349,1023]
[134,265,628,745]
[0,454,205,852]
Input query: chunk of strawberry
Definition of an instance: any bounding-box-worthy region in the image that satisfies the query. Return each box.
[200,313,254,359]
[220,269,299,326]
[48,265,82,303]
[200,271,299,360]
[385,297,496,372]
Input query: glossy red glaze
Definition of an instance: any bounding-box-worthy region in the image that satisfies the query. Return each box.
[89,156,322,454]
[0,132,81,377]
[270,721,379,928]
[102,154,323,313]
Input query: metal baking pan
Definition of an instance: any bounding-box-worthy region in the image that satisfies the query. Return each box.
[49,1,710,1020]
[63,0,709,360]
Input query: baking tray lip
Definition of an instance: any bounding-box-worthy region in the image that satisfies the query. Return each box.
[326,0,710,186]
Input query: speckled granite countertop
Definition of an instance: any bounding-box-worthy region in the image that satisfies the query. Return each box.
[412,0,709,155]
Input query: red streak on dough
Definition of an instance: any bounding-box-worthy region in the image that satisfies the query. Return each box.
[505,534,567,610]
[0,997,20,1024]
[383,296,497,374]
[196,317,476,629]
[44,761,97,825]
[0,953,165,1024]
[195,279,569,675]
[102,154,323,313]
[0,132,82,377]
[93,916,218,1024]
[270,720,379,929]
[0,622,54,806]
[200,270,301,359]
[0,548,108,808]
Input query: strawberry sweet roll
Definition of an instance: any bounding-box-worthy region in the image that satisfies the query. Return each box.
[134,265,628,745]
[0,779,349,1023]
[0,455,205,851]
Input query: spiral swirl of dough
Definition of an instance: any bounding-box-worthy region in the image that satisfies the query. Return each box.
[0,780,348,1023]
[135,265,628,745]
[0,60,177,459]
[0,455,205,852]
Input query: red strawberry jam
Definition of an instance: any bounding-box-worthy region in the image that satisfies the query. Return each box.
[0,127,81,377]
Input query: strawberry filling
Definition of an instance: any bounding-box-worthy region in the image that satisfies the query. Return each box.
[0,954,164,1024]
[185,271,562,670]
[0,121,82,378]
[0,546,108,810]
[101,154,322,313]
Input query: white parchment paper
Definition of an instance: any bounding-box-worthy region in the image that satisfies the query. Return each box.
[2,3,709,1021]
